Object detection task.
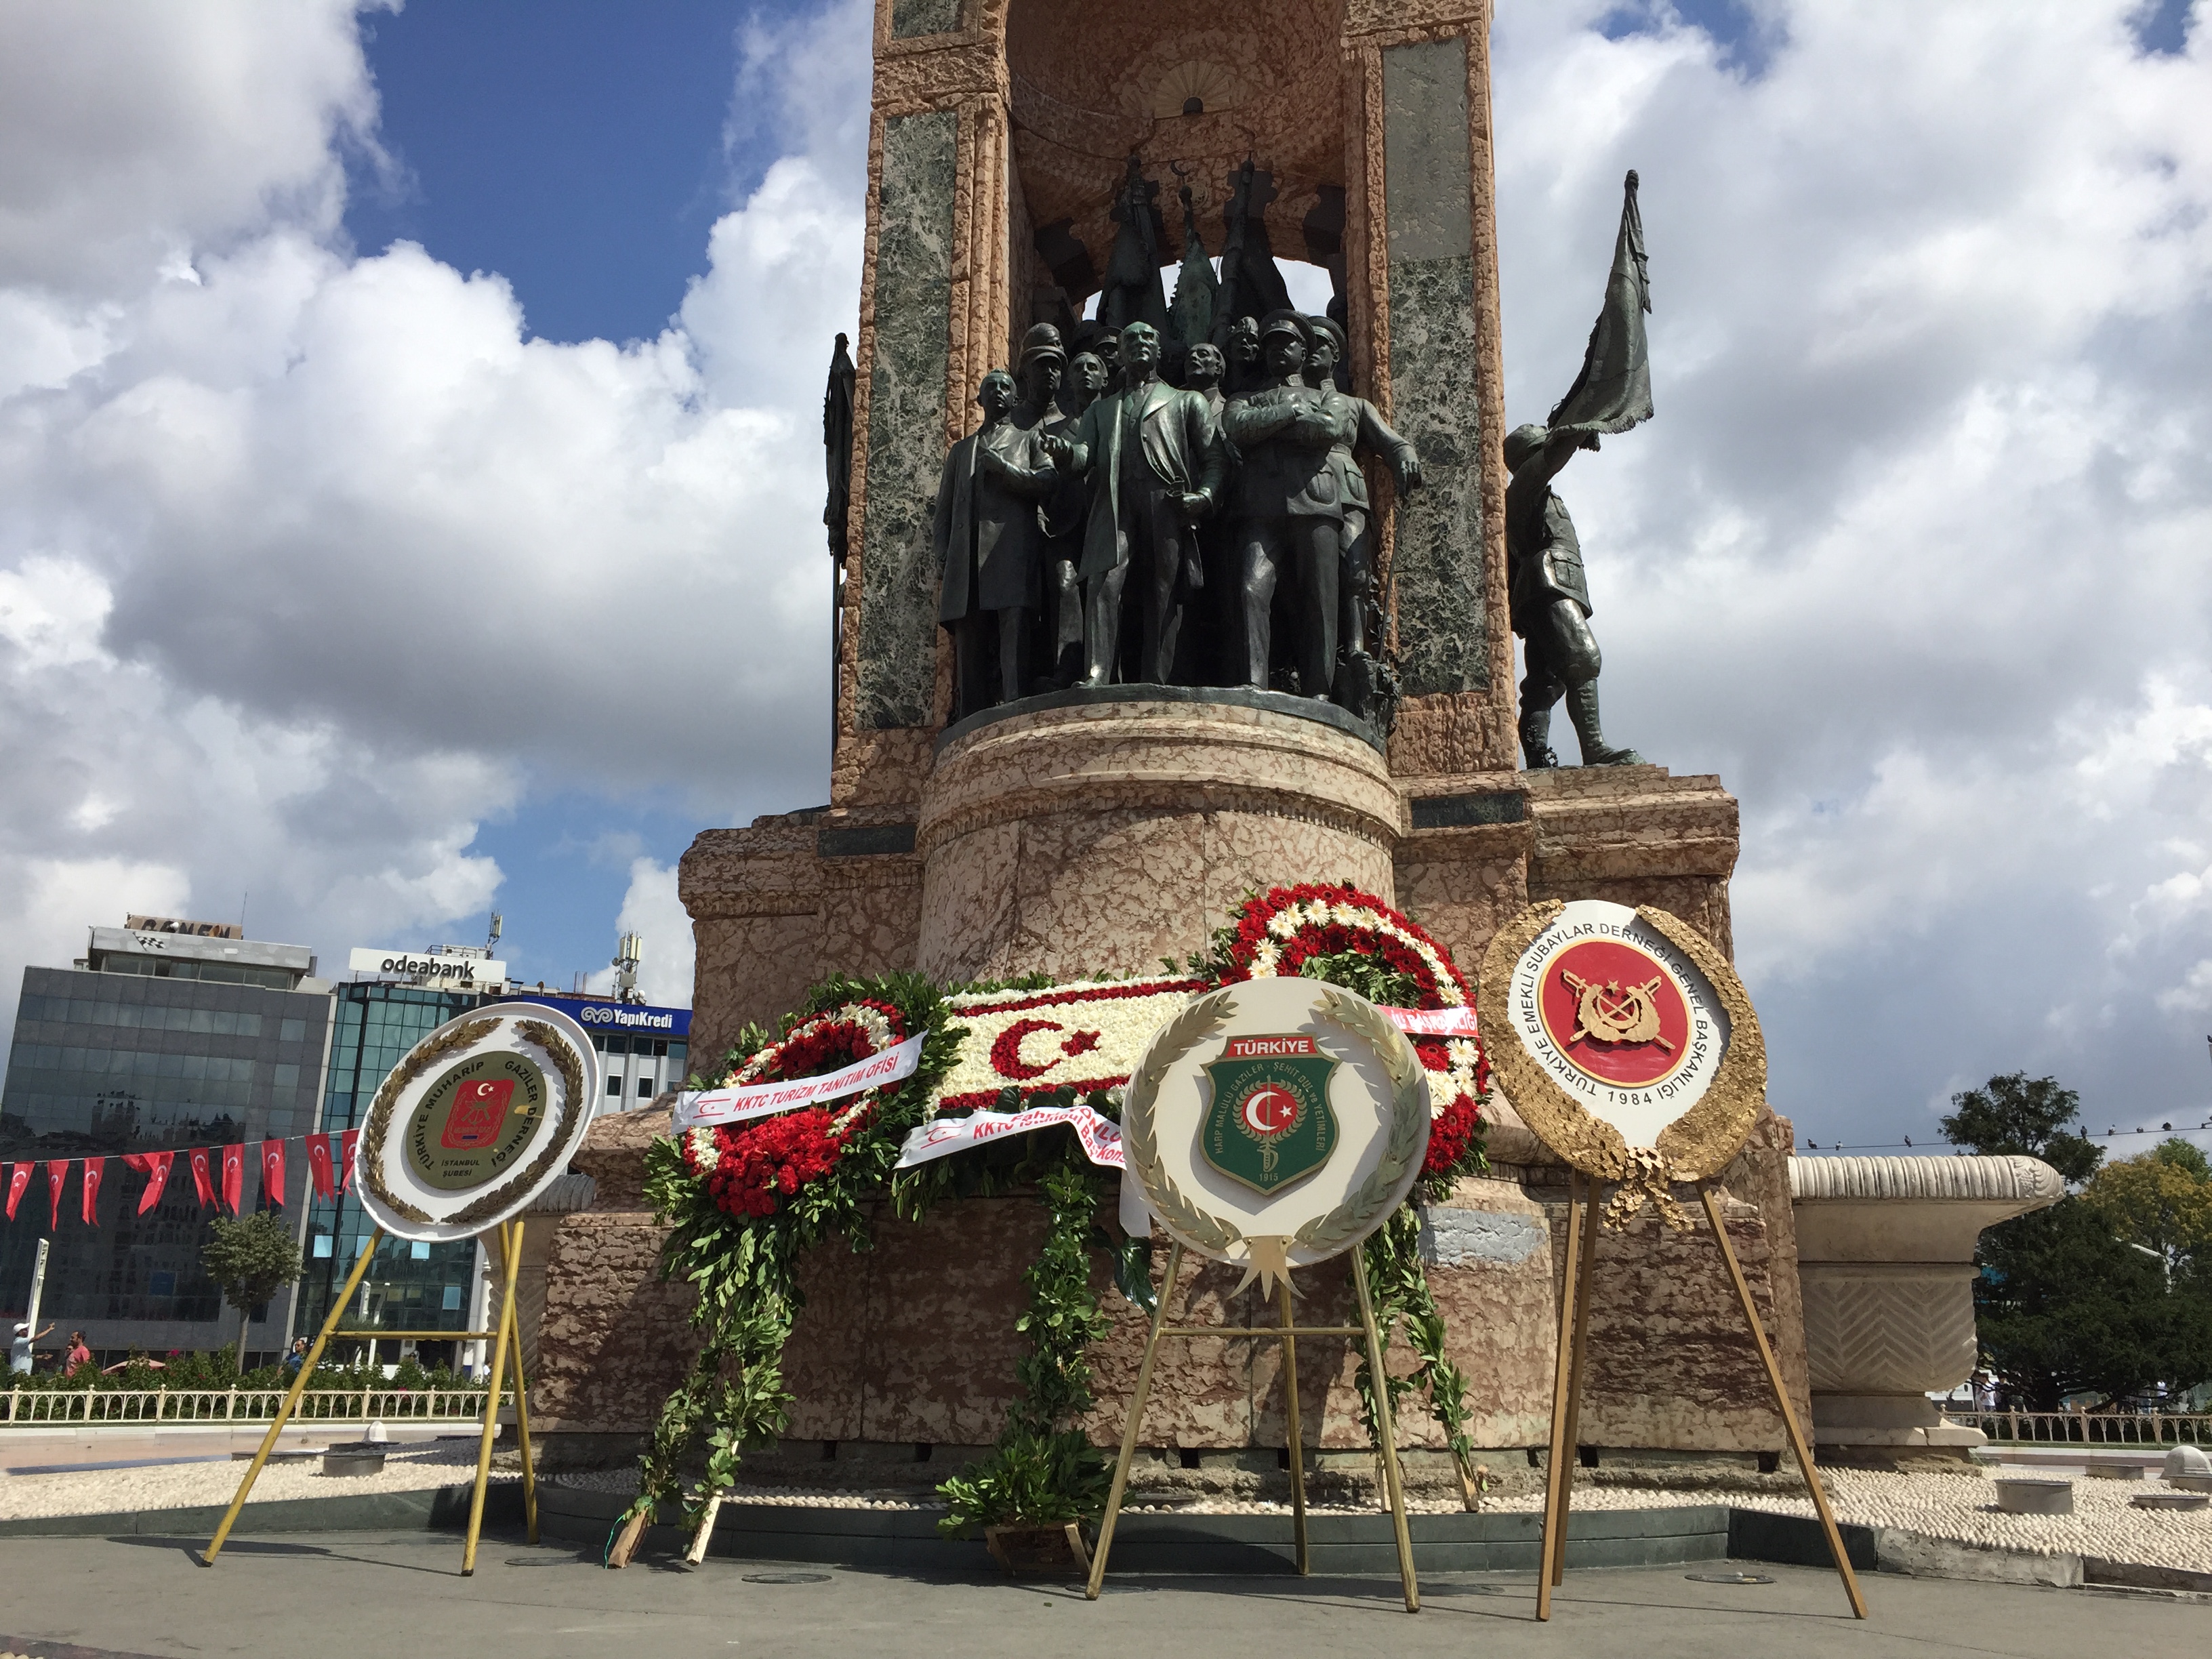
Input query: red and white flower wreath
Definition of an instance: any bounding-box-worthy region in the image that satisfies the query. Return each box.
[1216,882,1490,1186]
[680,999,905,1219]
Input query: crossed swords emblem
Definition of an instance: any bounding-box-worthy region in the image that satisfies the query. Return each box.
[1561,968,1677,1052]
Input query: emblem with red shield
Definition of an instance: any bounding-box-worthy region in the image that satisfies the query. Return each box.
[442,1078,516,1149]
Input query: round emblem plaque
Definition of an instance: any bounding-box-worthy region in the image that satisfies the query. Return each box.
[356,1005,600,1242]
[1124,976,1429,1279]
[1478,899,1765,1186]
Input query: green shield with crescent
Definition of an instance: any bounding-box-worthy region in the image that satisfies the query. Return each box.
[1198,1034,1340,1195]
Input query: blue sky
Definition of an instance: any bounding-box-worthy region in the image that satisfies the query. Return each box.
[337,0,827,991]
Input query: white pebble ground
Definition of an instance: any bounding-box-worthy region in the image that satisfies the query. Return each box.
[0,1438,514,1520]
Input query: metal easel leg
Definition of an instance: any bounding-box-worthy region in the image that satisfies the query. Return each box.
[501,1221,539,1545]
[1086,1241,1183,1601]
[1277,1276,1309,1576]
[1536,1174,1586,1620]
[203,1229,382,1565]
[463,1214,524,1576]
[1351,1246,1419,1614]
[1699,1186,1867,1620]
[1552,1185,1601,1586]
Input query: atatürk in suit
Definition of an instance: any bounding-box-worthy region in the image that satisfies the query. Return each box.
[935,371,1057,719]
[1048,323,1227,687]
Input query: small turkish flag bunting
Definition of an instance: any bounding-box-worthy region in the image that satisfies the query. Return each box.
[261,1139,286,1208]
[123,1151,176,1215]
[220,1144,244,1215]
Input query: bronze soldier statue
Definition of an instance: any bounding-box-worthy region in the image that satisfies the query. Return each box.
[1305,315,1417,717]
[1042,321,1225,687]
[935,370,1057,719]
[1503,424,1641,766]
[1223,311,1343,699]
[1012,324,1082,691]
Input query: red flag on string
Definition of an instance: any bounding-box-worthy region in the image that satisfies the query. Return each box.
[305,1133,335,1200]
[188,1147,216,1208]
[47,1160,68,1229]
[338,1128,360,1193]
[220,1144,244,1215]
[122,1151,175,1215]
[3,1162,28,1221]
[80,1157,103,1225]
[260,1139,285,1207]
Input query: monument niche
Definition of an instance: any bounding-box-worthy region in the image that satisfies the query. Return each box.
[537,1,1785,1490]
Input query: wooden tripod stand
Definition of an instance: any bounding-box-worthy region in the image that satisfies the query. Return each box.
[1534,1174,1866,1620]
[1085,1240,1422,1612]
[201,1218,539,1575]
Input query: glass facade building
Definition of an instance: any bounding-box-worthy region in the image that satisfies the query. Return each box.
[4,922,695,1373]
[0,929,332,1364]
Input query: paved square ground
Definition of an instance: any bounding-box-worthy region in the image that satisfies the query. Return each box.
[0,1531,2202,1659]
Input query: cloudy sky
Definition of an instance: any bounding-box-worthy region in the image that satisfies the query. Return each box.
[0,1,2207,1158]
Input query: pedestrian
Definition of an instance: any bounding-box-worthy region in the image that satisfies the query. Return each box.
[64,1330,92,1372]
[10,1319,54,1375]
[283,1337,308,1377]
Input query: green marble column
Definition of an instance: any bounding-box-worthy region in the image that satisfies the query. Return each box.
[857,107,958,731]
[1381,37,1487,698]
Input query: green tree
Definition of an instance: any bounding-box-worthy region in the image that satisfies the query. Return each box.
[1940,1072,2103,1181]
[201,1212,304,1366]
[1942,1078,2212,1408]
[2085,1139,2212,1277]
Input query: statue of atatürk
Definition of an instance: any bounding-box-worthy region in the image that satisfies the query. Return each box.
[1507,170,1653,769]
[935,370,1058,720]
[1223,311,1345,697]
[1041,321,1225,687]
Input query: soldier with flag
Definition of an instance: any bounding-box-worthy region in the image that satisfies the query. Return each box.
[1507,171,1655,770]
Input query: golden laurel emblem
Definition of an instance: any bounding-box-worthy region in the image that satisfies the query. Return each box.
[1561,969,1676,1052]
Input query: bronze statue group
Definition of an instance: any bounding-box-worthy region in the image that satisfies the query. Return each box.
[916,162,1659,767]
[933,305,1416,728]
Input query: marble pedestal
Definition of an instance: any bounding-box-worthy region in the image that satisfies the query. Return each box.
[1792,1154,2064,1460]
[917,692,1404,984]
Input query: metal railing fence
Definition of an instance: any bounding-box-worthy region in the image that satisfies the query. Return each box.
[3,1385,506,1427]
[1946,1409,2212,1447]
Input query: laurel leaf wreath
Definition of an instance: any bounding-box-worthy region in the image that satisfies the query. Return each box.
[360,1015,587,1231]
[1292,989,1430,1254]
[1123,988,1241,1254]
[444,1019,588,1229]
[360,1017,500,1226]
[1124,985,1432,1265]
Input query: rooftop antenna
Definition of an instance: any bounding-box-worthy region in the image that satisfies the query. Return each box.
[487,912,503,954]
[612,933,644,1004]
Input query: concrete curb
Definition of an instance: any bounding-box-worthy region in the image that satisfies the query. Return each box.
[535,1486,1736,1575]
[0,1481,523,1539]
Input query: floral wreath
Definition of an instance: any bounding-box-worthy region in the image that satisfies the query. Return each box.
[1207,882,1490,1192]
[680,999,907,1220]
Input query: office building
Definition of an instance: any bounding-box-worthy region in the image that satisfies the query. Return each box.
[0,920,333,1364]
